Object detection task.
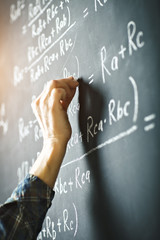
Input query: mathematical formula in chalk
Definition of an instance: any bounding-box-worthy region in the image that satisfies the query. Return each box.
[37,202,78,239]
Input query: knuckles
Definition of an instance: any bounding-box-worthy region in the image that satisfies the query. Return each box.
[31,80,67,114]
[49,79,58,89]
[51,88,67,102]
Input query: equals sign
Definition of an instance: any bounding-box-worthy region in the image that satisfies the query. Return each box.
[83,8,89,18]
[144,114,156,132]
[88,74,94,84]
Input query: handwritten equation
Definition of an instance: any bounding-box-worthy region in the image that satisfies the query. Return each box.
[37,202,78,239]
[6,0,157,168]
[0,1,158,239]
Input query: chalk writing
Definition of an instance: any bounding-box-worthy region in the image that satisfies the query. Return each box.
[28,0,52,28]
[18,117,42,142]
[87,115,105,143]
[62,125,138,168]
[83,8,89,18]
[129,76,138,122]
[94,0,108,12]
[28,0,51,22]
[12,0,77,86]
[63,55,80,80]
[10,0,25,23]
[108,100,130,125]
[0,103,9,135]
[37,203,78,239]
[144,114,156,132]
[87,98,131,143]
[13,66,25,86]
[101,20,145,83]
[62,75,139,167]
[28,12,70,63]
[1,2,159,240]
[28,22,76,71]
[88,74,94,84]
[128,21,145,56]
[55,166,90,195]
[68,101,80,118]
[17,152,40,183]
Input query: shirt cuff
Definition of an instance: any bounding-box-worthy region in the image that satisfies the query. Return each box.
[5,174,55,209]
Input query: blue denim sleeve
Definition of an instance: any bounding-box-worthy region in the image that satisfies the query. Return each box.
[0,174,54,240]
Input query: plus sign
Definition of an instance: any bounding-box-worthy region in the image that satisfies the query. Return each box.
[51,28,55,38]
[68,178,73,191]
[43,20,46,29]
[59,1,64,9]
[42,228,46,237]
[118,45,127,59]
[57,218,62,232]
[55,53,59,60]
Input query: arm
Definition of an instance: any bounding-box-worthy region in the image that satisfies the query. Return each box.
[0,77,79,239]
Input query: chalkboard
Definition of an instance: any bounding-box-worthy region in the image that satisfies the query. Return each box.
[0,0,160,239]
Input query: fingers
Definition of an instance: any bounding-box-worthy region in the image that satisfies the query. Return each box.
[30,77,78,143]
[60,76,79,88]
[48,76,78,95]
[48,79,72,99]
[47,77,78,111]
[31,76,78,117]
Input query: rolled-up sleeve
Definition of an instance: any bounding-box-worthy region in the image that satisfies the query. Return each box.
[0,174,54,240]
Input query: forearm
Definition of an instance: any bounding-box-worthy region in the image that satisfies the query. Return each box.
[30,140,67,188]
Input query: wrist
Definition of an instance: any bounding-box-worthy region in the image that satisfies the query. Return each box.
[43,135,69,149]
[42,139,67,162]
[30,139,67,188]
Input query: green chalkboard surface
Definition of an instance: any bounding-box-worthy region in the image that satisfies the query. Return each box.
[0,0,160,239]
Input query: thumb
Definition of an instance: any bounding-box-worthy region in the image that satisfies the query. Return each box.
[61,88,76,111]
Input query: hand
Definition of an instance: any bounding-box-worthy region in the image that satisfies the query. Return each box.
[31,76,79,146]
[30,77,79,188]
